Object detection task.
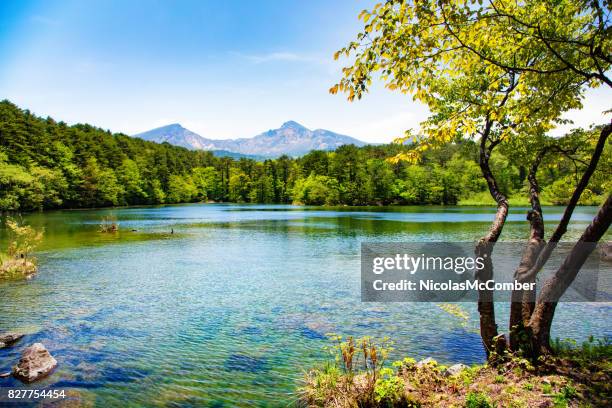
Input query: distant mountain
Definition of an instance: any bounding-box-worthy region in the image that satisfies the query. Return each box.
[133,123,218,150]
[133,121,367,158]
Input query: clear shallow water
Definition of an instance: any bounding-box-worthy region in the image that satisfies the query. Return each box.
[0,204,609,407]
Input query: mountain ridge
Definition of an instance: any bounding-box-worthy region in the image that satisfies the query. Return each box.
[133,121,367,158]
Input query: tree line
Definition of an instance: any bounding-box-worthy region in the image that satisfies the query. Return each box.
[0,99,608,212]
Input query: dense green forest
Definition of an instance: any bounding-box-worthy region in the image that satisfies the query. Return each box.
[0,100,608,211]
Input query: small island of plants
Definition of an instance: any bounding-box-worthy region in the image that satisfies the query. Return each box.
[0,218,43,280]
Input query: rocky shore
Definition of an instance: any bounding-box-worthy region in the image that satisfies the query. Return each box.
[0,258,37,280]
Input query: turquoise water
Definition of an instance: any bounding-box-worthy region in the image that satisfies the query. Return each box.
[0,204,610,407]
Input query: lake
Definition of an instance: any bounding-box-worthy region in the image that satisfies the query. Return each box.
[0,204,610,407]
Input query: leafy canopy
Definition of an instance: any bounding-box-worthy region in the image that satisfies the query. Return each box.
[332,0,611,160]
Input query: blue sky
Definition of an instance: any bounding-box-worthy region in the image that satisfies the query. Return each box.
[0,0,608,142]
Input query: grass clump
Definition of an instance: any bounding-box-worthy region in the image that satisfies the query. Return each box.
[465,391,492,408]
[301,336,405,407]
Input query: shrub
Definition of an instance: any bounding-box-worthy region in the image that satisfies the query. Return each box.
[0,217,43,279]
[465,391,492,408]
[374,368,405,405]
[305,362,342,405]
[99,215,119,233]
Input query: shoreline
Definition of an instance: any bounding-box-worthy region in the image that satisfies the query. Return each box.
[0,201,603,216]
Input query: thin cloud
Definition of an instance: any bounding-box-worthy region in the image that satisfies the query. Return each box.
[231,51,320,64]
[338,111,425,144]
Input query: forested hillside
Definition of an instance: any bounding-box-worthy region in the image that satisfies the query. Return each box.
[0,100,608,211]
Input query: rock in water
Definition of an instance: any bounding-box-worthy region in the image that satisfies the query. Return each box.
[0,332,24,349]
[12,343,57,383]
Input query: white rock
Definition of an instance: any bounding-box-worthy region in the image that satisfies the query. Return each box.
[0,332,24,348]
[12,343,57,383]
[416,357,437,368]
[444,363,469,376]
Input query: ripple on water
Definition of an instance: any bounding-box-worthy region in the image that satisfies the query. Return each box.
[176,310,232,346]
[53,379,104,389]
[224,354,268,373]
[440,328,487,364]
[355,321,384,329]
[300,327,326,340]
[102,366,152,383]
[52,365,152,391]
[234,325,270,345]
[166,398,224,408]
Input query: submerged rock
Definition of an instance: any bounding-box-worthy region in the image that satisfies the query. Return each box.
[0,332,24,349]
[443,363,468,376]
[12,343,58,383]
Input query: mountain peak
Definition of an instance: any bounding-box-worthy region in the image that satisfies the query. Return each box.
[134,121,367,158]
[142,123,185,133]
[280,120,307,130]
[163,123,184,130]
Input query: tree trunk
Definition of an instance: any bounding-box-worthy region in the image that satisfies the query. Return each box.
[514,123,611,356]
[530,194,612,354]
[508,213,544,350]
[476,123,508,357]
[509,149,546,351]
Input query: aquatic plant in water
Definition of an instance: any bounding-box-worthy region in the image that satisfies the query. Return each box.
[99,216,119,233]
[0,217,43,280]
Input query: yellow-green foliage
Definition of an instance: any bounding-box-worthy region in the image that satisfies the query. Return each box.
[332,1,608,162]
[374,368,404,405]
[465,391,492,408]
[0,217,43,279]
[303,336,395,407]
[437,303,469,327]
[5,218,43,260]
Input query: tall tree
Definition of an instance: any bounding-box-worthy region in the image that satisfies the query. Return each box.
[333,0,611,358]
